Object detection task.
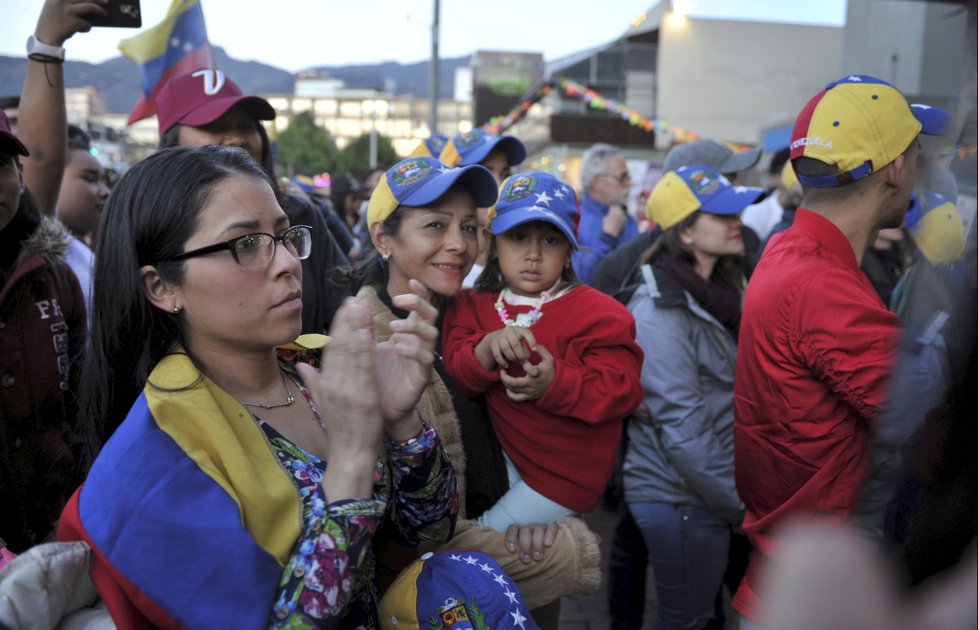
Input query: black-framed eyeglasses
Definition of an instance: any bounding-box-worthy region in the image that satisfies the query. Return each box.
[600,171,631,183]
[163,225,312,270]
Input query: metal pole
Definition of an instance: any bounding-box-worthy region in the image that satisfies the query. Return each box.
[369,111,378,168]
[429,0,440,135]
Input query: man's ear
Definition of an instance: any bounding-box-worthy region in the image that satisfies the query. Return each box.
[139,265,180,314]
[883,154,905,189]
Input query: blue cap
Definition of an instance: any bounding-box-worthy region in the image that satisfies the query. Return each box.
[488,171,579,248]
[367,157,499,225]
[440,128,527,168]
[379,550,539,630]
[424,134,449,157]
[647,165,764,230]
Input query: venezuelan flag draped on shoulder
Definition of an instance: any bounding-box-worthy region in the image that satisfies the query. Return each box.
[119,0,216,125]
[58,352,300,628]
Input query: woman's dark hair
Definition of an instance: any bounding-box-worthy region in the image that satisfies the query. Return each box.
[331,207,408,295]
[475,222,581,292]
[81,145,270,440]
[639,211,745,286]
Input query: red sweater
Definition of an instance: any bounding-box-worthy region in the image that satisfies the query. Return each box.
[442,285,643,513]
[733,209,900,620]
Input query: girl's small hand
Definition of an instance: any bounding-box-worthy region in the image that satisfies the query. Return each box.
[475,327,537,372]
[499,344,555,401]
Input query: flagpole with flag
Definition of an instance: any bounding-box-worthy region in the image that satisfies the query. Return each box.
[119,0,216,125]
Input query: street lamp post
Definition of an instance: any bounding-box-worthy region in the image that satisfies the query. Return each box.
[429,0,440,136]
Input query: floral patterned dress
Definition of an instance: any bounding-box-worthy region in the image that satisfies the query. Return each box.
[261,384,458,628]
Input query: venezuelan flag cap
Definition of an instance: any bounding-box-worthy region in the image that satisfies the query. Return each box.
[488,171,579,248]
[790,75,950,187]
[367,156,499,226]
[156,69,275,138]
[439,128,527,169]
[647,165,764,231]
[904,192,965,265]
[379,549,539,630]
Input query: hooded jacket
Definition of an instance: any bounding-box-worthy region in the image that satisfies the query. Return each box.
[0,216,88,552]
[623,264,743,525]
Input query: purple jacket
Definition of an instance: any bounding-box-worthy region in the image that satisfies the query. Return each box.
[0,217,88,552]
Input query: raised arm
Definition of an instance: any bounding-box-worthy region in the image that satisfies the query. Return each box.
[19,0,104,216]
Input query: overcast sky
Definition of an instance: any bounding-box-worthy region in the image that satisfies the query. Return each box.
[2,0,846,71]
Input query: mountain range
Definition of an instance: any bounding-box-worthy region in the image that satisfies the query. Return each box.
[0,47,470,114]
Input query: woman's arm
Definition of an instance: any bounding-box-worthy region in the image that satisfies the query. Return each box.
[20,0,104,216]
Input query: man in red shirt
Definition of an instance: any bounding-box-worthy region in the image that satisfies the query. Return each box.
[732,75,949,626]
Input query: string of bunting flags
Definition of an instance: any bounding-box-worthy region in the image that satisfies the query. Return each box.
[483,78,978,161]
[482,78,701,144]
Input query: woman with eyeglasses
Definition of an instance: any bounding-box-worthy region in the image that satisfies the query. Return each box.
[157,68,349,341]
[58,145,457,628]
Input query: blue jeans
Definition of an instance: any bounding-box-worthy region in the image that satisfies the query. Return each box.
[628,501,730,630]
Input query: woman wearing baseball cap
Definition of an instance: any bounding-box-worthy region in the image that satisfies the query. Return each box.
[337,157,603,626]
[621,165,764,629]
[156,69,348,335]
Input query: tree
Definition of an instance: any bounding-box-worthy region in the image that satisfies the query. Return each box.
[336,132,399,174]
[275,112,338,177]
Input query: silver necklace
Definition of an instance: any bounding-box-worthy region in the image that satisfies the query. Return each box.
[238,370,295,410]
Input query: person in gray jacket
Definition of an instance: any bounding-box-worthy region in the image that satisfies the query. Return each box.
[623,165,762,630]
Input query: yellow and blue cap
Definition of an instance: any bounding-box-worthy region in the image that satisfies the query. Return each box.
[487,171,579,248]
[440,128,527,168]
[379,550,538,630]
[904,192,965,265]
[408,134,449,158]
[367,156,499,226]
[790,75,950,187]
[647,165,764,230]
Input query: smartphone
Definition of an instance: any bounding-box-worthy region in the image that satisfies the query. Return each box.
[85,0,142,28]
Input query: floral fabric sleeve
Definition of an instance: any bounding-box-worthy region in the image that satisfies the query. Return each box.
[264,426,386,628]
[385,424,459,547]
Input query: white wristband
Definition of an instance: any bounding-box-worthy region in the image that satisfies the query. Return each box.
[26,35,66,61]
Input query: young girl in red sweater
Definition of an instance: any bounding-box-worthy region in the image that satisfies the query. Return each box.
[442,171,643,531]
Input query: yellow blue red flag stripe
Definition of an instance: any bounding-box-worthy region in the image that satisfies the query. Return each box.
[118,0,215,125]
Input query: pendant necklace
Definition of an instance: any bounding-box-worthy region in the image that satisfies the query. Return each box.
[495,280,561,328]
[239,369,295,410]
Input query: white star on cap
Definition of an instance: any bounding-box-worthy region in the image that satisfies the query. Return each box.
[847,75,863,82]
[734,186,750,193]
[464,555,479,565]
[912,104,933,110]
[449,553,462,562]
[437,166,454,174]
[534,190,553,206]
[493,572,508,587]
[170,37,182,49]
[503,587,518,604]
[554,188,565,199]
[510,609,528,629]
[480,562,495,573]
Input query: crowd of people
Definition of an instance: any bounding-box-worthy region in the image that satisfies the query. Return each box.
[1,1,975,629]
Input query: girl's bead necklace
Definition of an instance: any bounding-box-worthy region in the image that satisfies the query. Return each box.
[495,280,562,328]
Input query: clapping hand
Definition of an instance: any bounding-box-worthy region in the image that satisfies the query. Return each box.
[375,279,439,439]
